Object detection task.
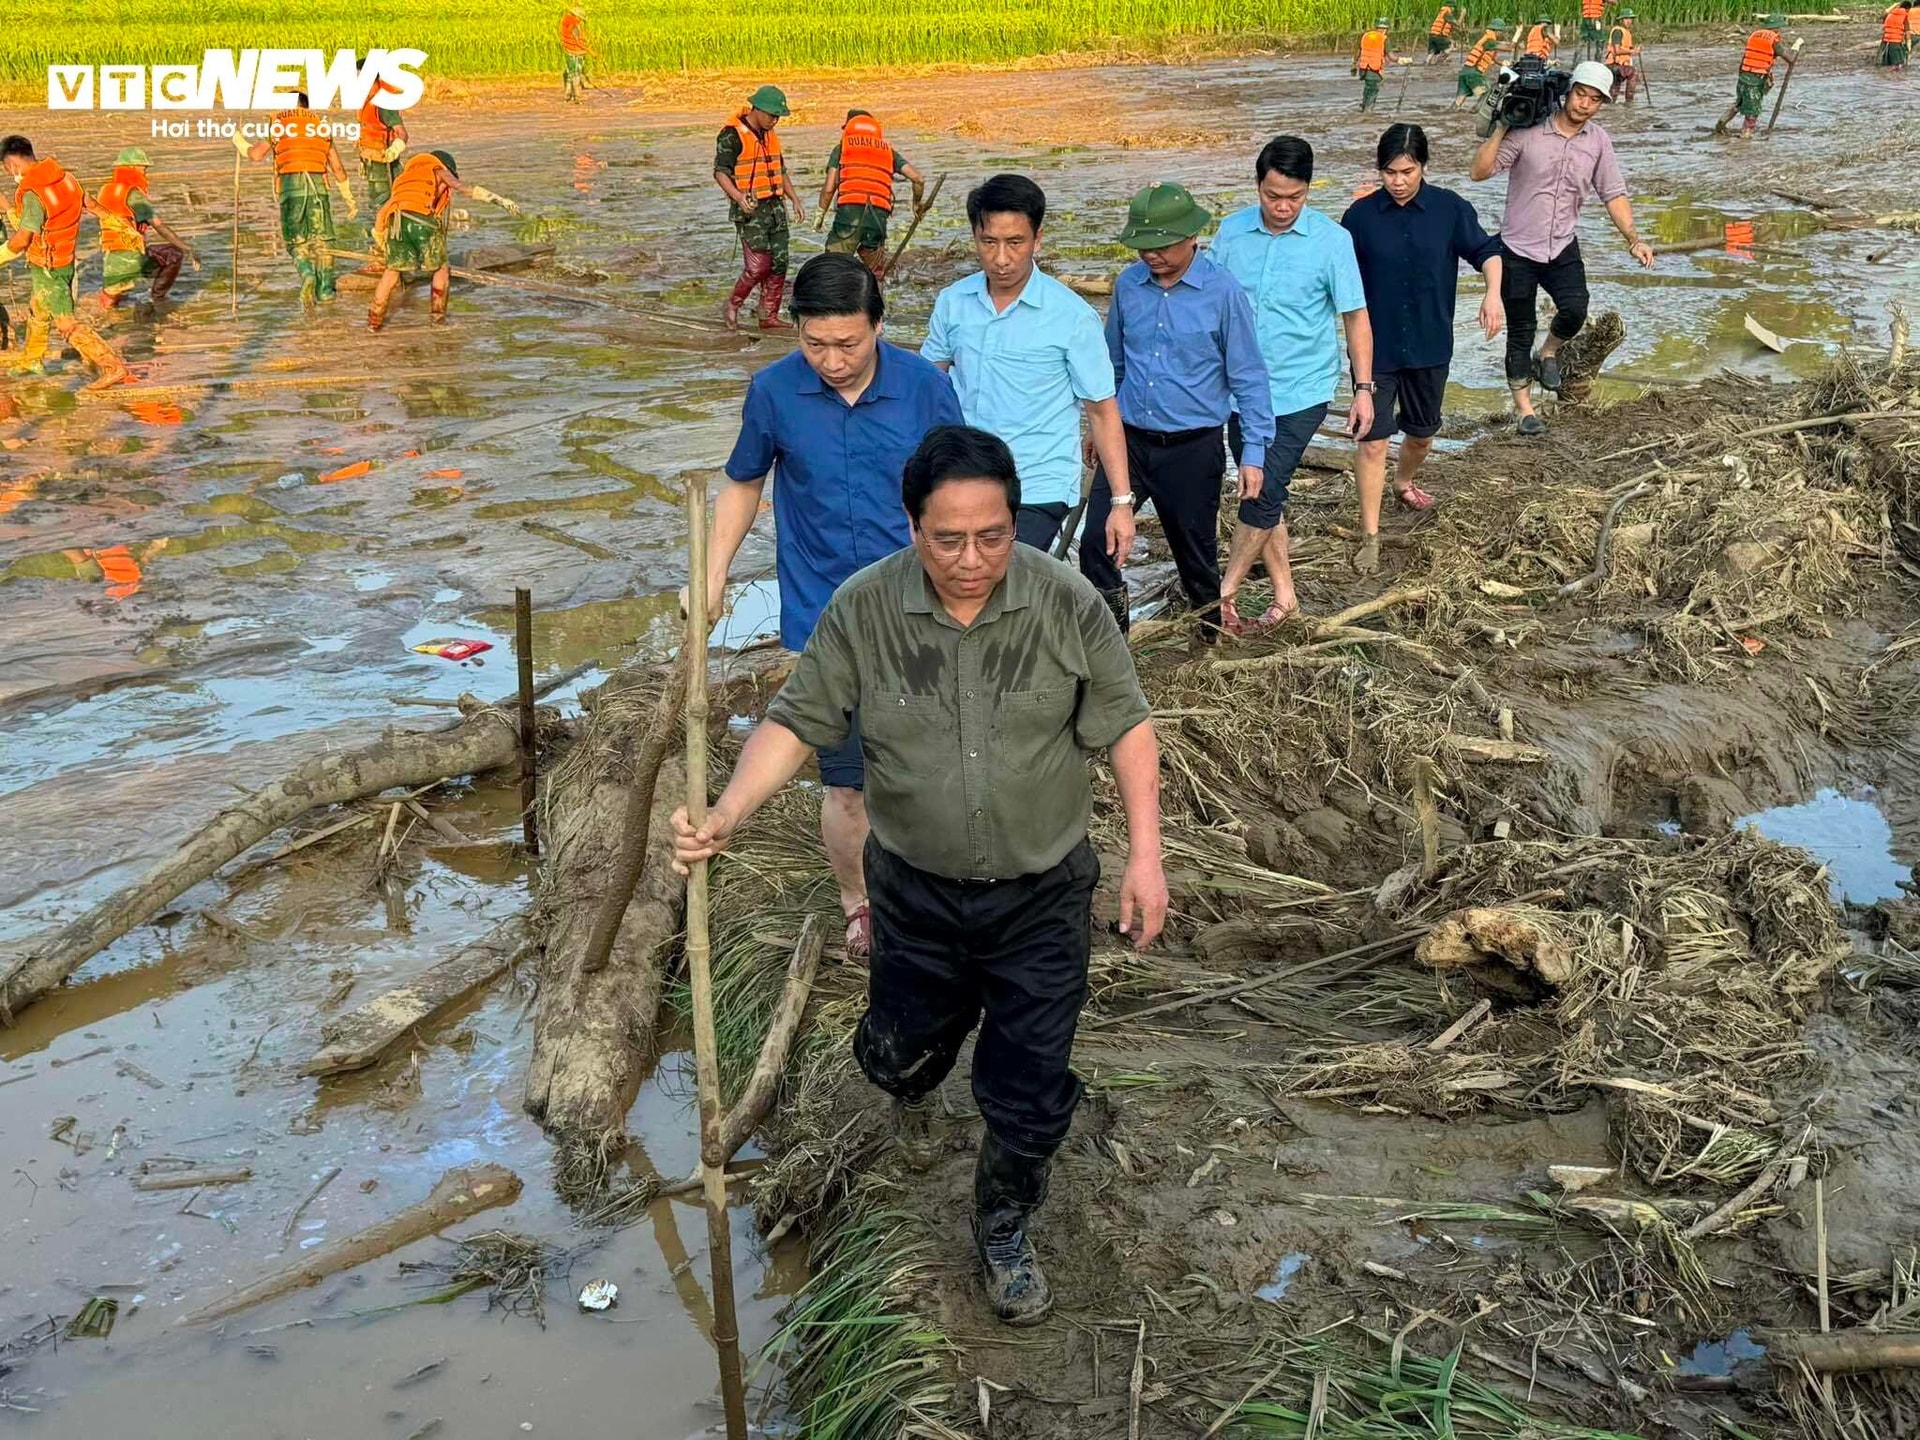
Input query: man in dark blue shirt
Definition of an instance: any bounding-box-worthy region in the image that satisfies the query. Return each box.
[1340,124,1504,574]
[704,252,964,955]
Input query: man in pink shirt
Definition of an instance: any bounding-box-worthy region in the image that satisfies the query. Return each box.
[1469,61,1655,435]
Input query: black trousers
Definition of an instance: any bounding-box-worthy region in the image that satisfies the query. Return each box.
[1501,237,1589,384]
[1015,502,1071,553]
[852,837,1099,1159]
[1080,423,1227,614]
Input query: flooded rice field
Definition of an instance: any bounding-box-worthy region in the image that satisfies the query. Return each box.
[2,30,1917,1435]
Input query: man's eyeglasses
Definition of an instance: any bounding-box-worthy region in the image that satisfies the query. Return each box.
[924,528,1014,560]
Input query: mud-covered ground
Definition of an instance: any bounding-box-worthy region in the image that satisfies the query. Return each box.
[4,26,1919,1438]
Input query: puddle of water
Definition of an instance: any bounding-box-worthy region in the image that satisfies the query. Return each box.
[1675,1327,1767,1377]
[1254,1250,1312,1303]
[1739,788,1910,905]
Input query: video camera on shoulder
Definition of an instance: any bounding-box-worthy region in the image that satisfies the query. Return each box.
[1474,55,1572,137]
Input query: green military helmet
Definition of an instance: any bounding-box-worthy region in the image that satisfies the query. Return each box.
[748,84,791,117]
[1489,16,1509,27]
[115,146,150,168]
[1377,16,1393,24]
[1536,12,1552,21]
[1764,10,1786,24]
[430,149,458,176]
[1114,181,1213,250]
[1615,7,1634,16]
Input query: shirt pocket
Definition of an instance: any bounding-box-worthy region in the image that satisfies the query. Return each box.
[863,691,943,773]
[993,684,1078,774]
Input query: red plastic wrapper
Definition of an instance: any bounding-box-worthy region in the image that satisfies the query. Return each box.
[411,638,493,662]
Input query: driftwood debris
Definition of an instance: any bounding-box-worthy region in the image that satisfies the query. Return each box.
[525,668,690,1145]
[334,243,554,292]
[133,1165,253,1192]
[0,706,524,1024]
[717,916,824,1160]
[302,918,528,1076]
[1771,1332,1920,1374]
[1556,309,1627,406]
[186,1164,521,1325]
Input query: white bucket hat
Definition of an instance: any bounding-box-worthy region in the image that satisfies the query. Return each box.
[1570,59,1615,99]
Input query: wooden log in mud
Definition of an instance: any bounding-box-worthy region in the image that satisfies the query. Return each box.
[0,707,526,1025]
[302,918,529,1077]
[1771,1331,1920,1374]
[185,1164,521,1325]
[1557,309,1627,407]
[524,668,689,1154]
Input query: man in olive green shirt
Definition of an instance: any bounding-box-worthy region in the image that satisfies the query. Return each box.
[674,424,1167,1327]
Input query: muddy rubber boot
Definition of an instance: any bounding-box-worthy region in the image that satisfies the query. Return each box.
[1097,586,1130,637]
[973,1131,1053,1326]
[891,1097,941,1173]
[759,273,793,330]
[68,323,130,392]
[8,312,48,375]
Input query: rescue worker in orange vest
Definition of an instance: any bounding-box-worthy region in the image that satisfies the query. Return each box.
[0,135,130,390]
[93,147,199,310]
[1352,20,1403,109]
[1426,4,1458,63]
[715,84,805,330]
[560,6,593,102]
[1515,14,1558,61]
[1715,14,1793,137]
[1606,9,1642,101]
[356,80,408,219]
[1579,0,1608,60]
[815,110,927,275]
[235,91,356,309]
[1880,0,1913,68]
[365,150,521,332]
[1456,19,1507,104]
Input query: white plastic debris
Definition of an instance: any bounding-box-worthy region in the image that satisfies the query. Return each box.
[577,1280,618,1312]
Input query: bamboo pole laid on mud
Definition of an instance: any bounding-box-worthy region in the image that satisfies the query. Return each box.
[516,588,540,856]
[879,172,945,279]
[0,706,525,1025]
[682,475,750,1440]
[185,1164,521,1325]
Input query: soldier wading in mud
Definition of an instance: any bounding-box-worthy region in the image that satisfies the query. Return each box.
[673,423,1169,1326]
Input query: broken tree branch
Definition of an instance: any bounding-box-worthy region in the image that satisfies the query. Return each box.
[716,916,824,1159]
[1,708,524,1024]
[186,1164,520,1324]
[1558,483,1657,600]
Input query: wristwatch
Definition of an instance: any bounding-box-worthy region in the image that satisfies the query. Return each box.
[1353,381,1378,394]
[1110,492,1135,507]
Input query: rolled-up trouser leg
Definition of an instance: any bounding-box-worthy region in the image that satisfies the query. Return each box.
[145,244,185,301]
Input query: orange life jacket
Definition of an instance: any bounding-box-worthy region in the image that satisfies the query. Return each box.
[1884,7,1908,43]
[560,13,588,54]
[1741,28,1780,71]
[729,110,784,201]
[95,165,150,254]
[1430,6,1454,37]
[1466,30,1500,67]
[1581,0,1604,20]
[1524,22,1554,57]
[12,157,82,269]
[1358,29,1389,69]
[272,110,332,175]
[1606,23,1637,63]
[357,82,403,161]
[834,114,896,213]
[386,151,454,219]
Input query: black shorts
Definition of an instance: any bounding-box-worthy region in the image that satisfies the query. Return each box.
[1360,366,1448,441]
[1227,402,1330,529]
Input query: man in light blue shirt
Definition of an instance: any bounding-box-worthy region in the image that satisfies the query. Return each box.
[1080,182,1272,640]
[1211,136,1377,623]
[922,174,1131,560]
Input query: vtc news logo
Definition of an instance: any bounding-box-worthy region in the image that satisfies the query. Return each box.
[48,49,427,111]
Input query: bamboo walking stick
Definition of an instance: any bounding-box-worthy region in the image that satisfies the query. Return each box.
[230,148,240,316]
[682,475,750,1440]
[1766,38,1804,133]
[878,172,945,279]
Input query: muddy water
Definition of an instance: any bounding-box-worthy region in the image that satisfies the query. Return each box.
[1,32,1914,1433]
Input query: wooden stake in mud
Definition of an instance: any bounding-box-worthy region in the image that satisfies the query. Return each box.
[515,588,539,856]
[683,475,750,1440]
[1766,38,1804,133]
[230,149,240,317]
